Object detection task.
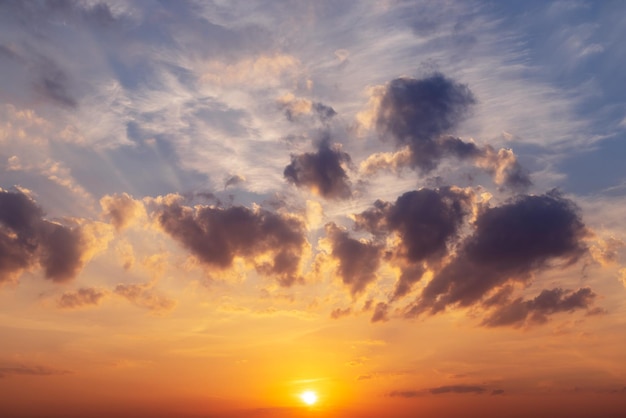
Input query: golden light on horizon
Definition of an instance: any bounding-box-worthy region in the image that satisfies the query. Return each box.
[300,390,318,406]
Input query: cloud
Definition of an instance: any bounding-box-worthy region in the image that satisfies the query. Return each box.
[58,287,107,309]
[371,302,390,323]
[408,190,588,316]
[429,385,487,395]
[474,146,531,191]
[389,385,487,398]
[330,306,352,319]
[155,198,307,286]
[363,74,531,189]
[201,53,303,89]
[354,188,472,256]
[312,102,337,122]
[355,187,473,299]
[0,189,107,283]
[589,236,625,266]
[325,222,382,296]
[34,56,78,108]
[0,363,71,378]
[0,0,117,28]
[100,193,146,231]
[359,148,413,176]
[225,174,246,189]
[38,221,85,281]
[284,137,352,199]
[0,0,119,108]
[482,287,597,327]
[114,283,176,313]
[374,74,476,172]
[278,93,336,122]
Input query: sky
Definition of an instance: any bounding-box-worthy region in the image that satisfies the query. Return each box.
[1,1,626,417]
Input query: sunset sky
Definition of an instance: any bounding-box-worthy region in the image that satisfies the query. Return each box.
[1,1,626,417]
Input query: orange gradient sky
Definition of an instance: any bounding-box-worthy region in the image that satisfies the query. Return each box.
[1,1,626,417]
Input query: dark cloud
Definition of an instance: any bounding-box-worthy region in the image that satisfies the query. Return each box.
[284,138,352,199]
[355,187,473,299]
[409,190,588,315]
[0,232,33,283]
[0,189,91,283]
[156,200,306,286]
[429,385,486,395]
[325,223,382,296]
[482,287,596,327]
[369,74,531,189]
[58,287,107,309]
[38,222,84,280]
[0,188,44,231]
[375,74,475,172]
[389,385,487,398]
[384,188,471,262]
[491,389,505,396]
[0,363,71,378]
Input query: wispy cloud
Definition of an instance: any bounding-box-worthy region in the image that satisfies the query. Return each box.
[0,363,71,378]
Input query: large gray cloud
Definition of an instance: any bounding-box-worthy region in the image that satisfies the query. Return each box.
[376,74,476,172]
[371,74,531,190]
[408,190,588,316]
[156,200,307,286]
[0,189,90,283]
[355,187,473,299]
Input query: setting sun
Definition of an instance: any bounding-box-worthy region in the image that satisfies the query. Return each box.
[300,390,318,406]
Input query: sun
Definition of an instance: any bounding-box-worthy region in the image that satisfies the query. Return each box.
[299,390,318,406]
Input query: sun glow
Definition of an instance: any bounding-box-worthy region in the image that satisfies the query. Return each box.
[300,390,318,406]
